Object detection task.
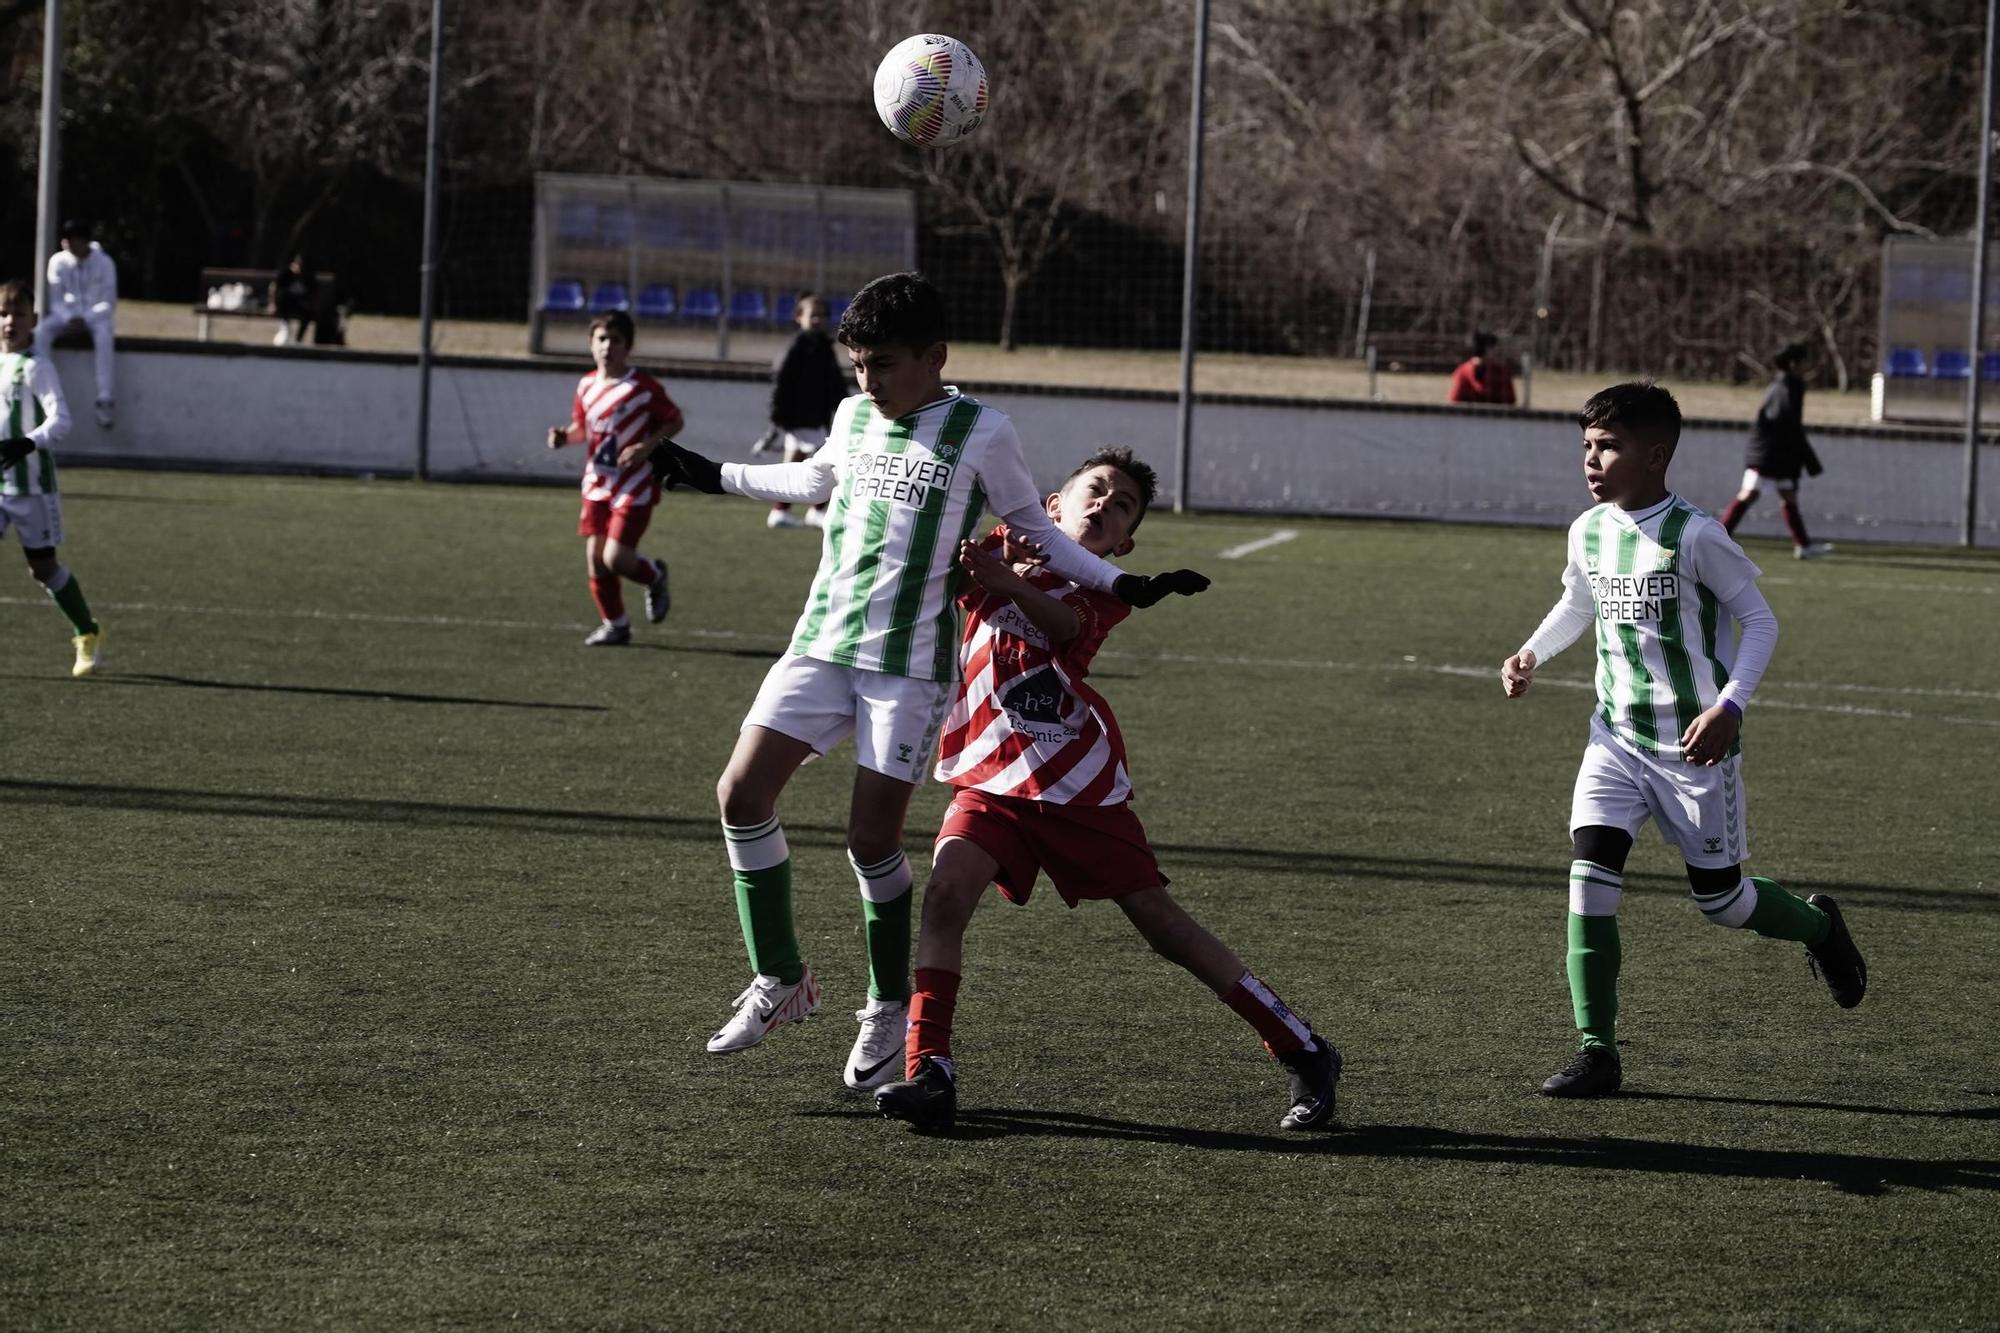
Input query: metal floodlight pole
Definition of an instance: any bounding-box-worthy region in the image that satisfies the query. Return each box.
[34,0,63,320]
[1964,0,1998,547]
[414,0,445,481]
[1173,0,1211,515]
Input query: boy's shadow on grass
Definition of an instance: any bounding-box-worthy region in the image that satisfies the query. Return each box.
[627,641,781,663]
[75,671,608,712]
[801,1107,2000,1195]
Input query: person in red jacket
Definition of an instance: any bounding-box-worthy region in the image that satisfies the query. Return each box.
[1448,331,1517,405]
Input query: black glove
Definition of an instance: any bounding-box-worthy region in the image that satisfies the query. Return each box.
[1801,441,1824,478]
[648,439,724,494]
[0,436,34,466]
[1114,569,1210,608]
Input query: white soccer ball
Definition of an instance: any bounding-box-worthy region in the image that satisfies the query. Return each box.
[873,34,988,148]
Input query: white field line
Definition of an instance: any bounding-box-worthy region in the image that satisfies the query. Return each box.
[8,595,1996,725]
[1761,574,1997,598]
[1216,528,1299,560]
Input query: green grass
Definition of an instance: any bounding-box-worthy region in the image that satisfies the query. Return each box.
[4,470,1997,1329]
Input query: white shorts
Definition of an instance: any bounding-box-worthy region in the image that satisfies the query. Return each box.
[742,653,951,785]
[1570,718,1749,869]
[0,491,63,550]
[783,427,828,458]
[1741,467,1797,495]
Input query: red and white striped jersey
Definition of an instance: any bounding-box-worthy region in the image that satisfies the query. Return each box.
[934,533,1134,805]
[569,369,683,509]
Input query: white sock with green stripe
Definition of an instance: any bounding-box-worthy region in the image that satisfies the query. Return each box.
[851,848,912,1003]
[1690,876,1759,928]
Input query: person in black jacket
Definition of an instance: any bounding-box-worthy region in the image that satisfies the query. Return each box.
[763,293,851,530]
[1720,343,1831,559]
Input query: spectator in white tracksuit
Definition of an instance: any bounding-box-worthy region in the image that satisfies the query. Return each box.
[37,219,118,428]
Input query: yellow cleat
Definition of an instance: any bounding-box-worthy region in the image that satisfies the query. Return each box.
[71,629,102,678]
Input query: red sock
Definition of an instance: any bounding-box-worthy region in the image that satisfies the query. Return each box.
[1779,497,1811,547]
[1221,971,1314,1056]
[906,966,961,1079]
[620,557,660,587]
[1719,496,1749,533]
[588,575,624,622]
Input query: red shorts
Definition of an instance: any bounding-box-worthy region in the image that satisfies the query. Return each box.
[935,787,1166,908]
[578,498,654,544]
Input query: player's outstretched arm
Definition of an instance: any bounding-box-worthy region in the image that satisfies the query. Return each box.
[1113,569,1210,608]
[648,438,725,494]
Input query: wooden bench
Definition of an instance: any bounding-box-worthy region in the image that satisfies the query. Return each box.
[1365,334,1470,376]
[193,266,337,341]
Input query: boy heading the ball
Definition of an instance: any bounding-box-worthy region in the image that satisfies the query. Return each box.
[649,272,1209,1091]
[870,446,1341,1133]
[1499,381,1866,1099]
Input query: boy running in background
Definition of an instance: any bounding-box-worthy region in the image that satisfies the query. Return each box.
[648,271,1208,1091]
[1,279,101,676]
[1718,342,1831,560]
[1500,381,1865,1099]
[546,310,682,645]
[872,448,1341,1132]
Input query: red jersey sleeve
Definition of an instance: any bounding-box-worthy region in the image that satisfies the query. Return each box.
[1055,587,1129,674]
[568,376,590,441]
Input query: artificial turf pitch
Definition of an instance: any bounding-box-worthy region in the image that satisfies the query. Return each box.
[4,469,1996,1328]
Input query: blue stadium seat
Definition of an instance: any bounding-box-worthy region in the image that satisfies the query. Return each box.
[589,282,630,313]
[543,280,586,313]
[729,290,770,324]
[773,291,798,327]
[636,284,677,319]
[1885,346,1927,378]
[1983,352,2000,383]
[826,294,851,324]
[680,287,722,320]
[1932,348,1971,380]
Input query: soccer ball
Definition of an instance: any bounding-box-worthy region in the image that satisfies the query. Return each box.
[873,34,988,148]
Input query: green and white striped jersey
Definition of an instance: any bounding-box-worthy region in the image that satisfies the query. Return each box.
[780,389,1063,682]
[1564,495,1762,759]
[0,349,64,498]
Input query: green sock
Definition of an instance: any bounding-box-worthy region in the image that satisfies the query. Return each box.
[1566,912,1621,1050]
[861,890,911,1002]
[47,570,97,635]
[724,817,803,983]
[1744,876,1830,945]
[733,861,803,983]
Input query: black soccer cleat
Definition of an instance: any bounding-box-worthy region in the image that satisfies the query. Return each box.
[874,1056,956,1130]
[1540,1045,1623,1098]
[1277,1037,1342,1131]
[1806,893,1867,1009]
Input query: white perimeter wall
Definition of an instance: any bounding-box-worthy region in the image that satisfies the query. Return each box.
[45,341,2000,548]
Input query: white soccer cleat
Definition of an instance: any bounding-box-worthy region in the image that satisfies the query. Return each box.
[843,996,908,1090]
[766,509,802,529]
[1794,542,1834,560]
[706,967,820,1053]
[804,507,828,529]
